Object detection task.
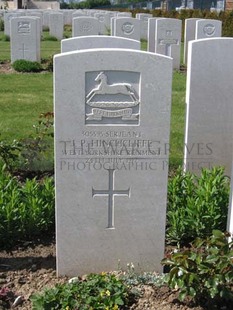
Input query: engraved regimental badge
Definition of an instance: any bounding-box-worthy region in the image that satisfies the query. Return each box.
[18,22,31,34]
[85,71,140,125]
[203,24,215,36]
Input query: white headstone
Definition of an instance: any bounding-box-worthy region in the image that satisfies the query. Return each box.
[94,12,108,35]
[26,11,43,34]
[114,17,141,41]
[54,48,172,276]
[61,35,141,53]
[195,19,222,40]
[117,12,132,18]
[136,13,152,40]
[72,11,86,19]
[184,38,233,176]
[183,18,201,64]
[10,16,40,63]
[147,17,164,53]
[104,12,116,33]
[72,17,100,37]
[63,10,73,26]
[49,12,64,40]
[155,18,182,69]
[42,11,50,29]
[110,16,116,36]
[4,12,23,36]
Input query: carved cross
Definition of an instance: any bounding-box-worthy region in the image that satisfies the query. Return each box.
[18,43,29,59]
[158,39,178,57]
[92,169,130,229]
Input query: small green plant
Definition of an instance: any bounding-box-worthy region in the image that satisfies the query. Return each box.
[0,18,4,31]
[120,262,166,290]
[166,167,230,245]
[31,273,131,310]
[12,59,42,72]
[42,35,58,41]
[63,25,72,39]
[41,56,53,72]
[0,138,22,173]
[162,230,233,305]
[0,166,55,247]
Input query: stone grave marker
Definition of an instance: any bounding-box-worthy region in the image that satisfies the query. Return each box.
[72,16,100,37]
[117,12,132,18]
[61,35,141,53]
[147,17,164,53]
[49,12,64,40]
[26,11,43,34]
[4,12,23,36]
[63,10,73,26]
[195,19,222,40]
[42,11,50,29]
[110,16,116,36]
[183,18,201,64]
[155,18,182,69]
[104,11,116,33]
[136,13,152,40]
[184,38,233,176]
[10,16,40,63]
[54,48,172,276]
[94,12,108,35]
[114,17,141,41]
[72,11,86,19]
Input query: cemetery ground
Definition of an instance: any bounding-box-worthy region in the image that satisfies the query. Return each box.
[0,34,232,309]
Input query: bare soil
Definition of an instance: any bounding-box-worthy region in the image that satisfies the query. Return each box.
[0,236,231,310]
[0,62,16,74]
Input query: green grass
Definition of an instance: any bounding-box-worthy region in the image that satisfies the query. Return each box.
[170,71,186,168]
[0,74,53,140]
[0,35,187,170]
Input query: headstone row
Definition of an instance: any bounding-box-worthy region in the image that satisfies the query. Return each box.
[54,34,233,276]
[6,9,223,70]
